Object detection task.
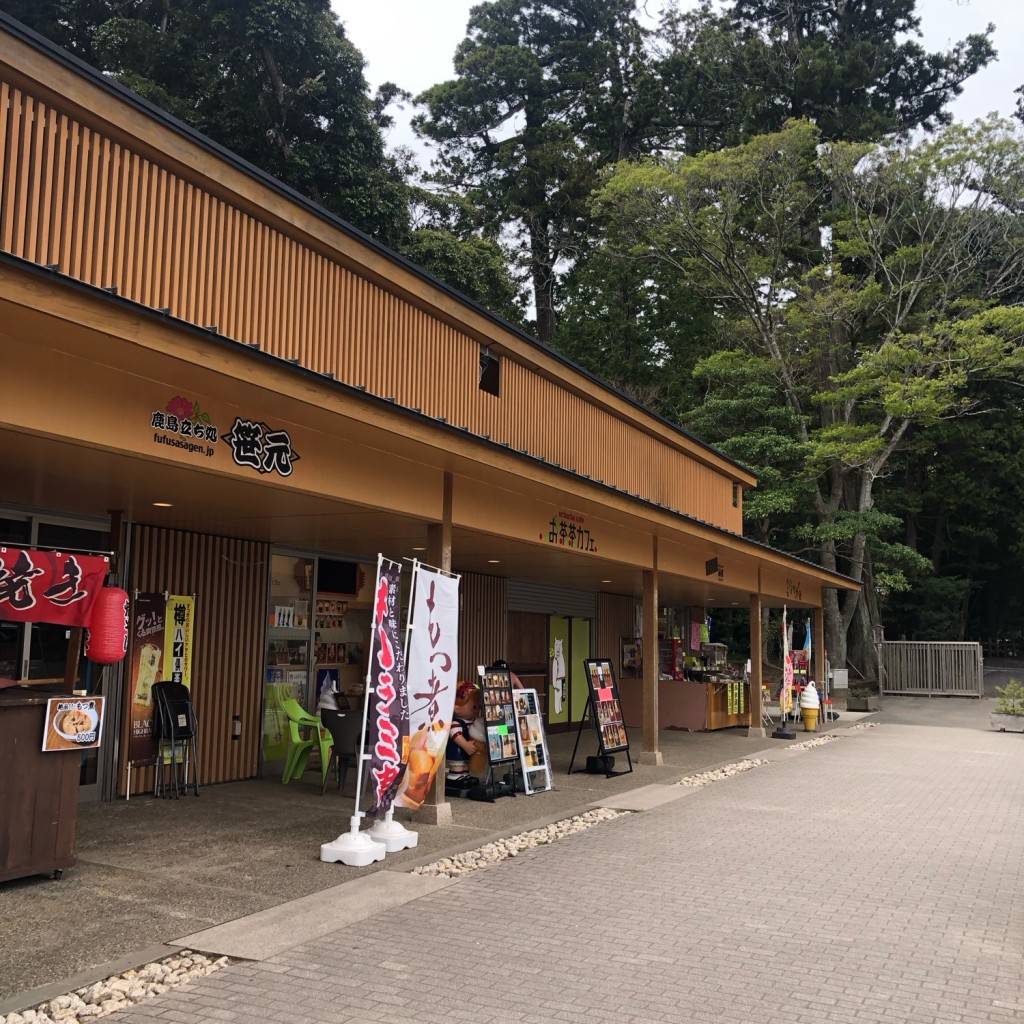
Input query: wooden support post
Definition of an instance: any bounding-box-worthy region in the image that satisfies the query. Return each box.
[814,609,826,690]
[639,538,662,765]
[747,591,764,738]
[63,628,83,691]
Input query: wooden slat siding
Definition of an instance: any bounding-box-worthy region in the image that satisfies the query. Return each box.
[596,593,637,669]
[122,524,269,796]
[879,641,984,698]
[1,85,22,253]
[1,79,743,532]
[459,573,507,683]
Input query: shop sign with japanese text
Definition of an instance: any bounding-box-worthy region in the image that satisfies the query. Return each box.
[149,394,300,477]
[0,548,109,626]
[540,509,599,553]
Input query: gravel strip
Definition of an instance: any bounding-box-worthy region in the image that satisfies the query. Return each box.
[411,807,627,878]
[850,721,879,730]
[1,951,230,1024]
[786,734,840,749]
[675,758,768,787]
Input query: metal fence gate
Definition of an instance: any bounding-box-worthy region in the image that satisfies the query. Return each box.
[878,641,984,697]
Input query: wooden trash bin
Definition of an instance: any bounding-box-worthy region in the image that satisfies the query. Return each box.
[0,687,82,882]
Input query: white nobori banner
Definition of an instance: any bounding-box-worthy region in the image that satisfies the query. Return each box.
[394,565,460,810]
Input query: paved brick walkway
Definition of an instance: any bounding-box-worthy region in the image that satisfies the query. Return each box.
[106,713,1024,1024]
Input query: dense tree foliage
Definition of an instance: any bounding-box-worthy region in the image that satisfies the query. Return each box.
[414,0,663,342]
[595,118,1024,669]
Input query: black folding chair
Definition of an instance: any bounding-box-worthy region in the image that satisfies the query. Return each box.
[319,708,361,795]
[152,680,201,798]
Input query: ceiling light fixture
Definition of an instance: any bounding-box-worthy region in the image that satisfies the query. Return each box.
[487,559,501,564]
[152,501,173,508]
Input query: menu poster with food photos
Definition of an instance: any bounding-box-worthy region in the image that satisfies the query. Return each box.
[43,696,105,752]
[514,689,552,794]
[479,667,520,765]
[583,658,630,754]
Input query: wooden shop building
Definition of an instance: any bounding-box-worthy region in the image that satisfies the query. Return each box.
[0,13,858,809]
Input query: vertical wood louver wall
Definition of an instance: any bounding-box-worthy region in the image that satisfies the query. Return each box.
[458,573,507,681]
[597,593,638,673]
[123,524,268,795]
[0,74,743,531]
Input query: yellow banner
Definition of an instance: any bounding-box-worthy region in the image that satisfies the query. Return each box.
[163,595,195,690]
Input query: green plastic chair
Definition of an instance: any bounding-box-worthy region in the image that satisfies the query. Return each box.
[281,698,332,785]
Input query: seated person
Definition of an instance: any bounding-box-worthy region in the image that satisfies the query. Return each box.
[446,680,484,791]
[490,658,524,689]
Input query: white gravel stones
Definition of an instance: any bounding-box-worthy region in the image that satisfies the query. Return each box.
[412,807,627,878]
[850,721,879,730]
[786,734,839,750]
[0,951,230,1024]
[675,758,768,787]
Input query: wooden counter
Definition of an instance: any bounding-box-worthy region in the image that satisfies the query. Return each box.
[619,678,750,731]
[0,687,82,882]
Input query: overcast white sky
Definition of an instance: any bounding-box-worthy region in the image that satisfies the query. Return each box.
[332,0,1024,158]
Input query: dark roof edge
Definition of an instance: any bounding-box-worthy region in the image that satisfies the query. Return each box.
[0,10,757,484]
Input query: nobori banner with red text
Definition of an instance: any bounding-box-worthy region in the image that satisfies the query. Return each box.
[394,565,460,811]
[366,559,410,818]
[0,548,109,626]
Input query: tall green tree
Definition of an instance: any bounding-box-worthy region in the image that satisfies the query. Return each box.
[414,0,660,342]
[596,118,1024,672]
[686,0,996,142]
[7,0,411,247]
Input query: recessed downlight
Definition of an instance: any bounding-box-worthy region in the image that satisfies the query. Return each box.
[487,559,501,564]
[152,501,173,508]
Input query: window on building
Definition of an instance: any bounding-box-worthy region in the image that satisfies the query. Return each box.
[479,349,500,396]
[732,483,740,508]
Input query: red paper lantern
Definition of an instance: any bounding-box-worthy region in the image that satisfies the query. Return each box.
[85,587,130,664]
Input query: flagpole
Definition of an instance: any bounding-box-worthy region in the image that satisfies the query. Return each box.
[366,558,420,852]
[771,605,796,740]
[320,554,392,865]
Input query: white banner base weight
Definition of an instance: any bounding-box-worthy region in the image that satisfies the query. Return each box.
[320,817,387,866]
[367,813,418,853]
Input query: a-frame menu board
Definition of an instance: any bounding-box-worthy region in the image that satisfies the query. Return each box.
[513,688,552,794]
[568,658,634,778]
[480,666,519,765]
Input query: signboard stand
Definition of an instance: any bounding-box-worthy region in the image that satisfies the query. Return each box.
[513,688,552,795]
[568,658,634,779]
[475,666,520,801]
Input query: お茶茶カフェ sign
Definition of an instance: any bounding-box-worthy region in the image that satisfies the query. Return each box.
[149,395,300,477]
[541,509,599,553]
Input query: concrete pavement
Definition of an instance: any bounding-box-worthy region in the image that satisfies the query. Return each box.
[88,697,1023,1024]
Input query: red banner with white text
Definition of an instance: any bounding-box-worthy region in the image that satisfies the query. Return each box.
[366,558,410,818]
[0,548,109,625]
